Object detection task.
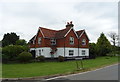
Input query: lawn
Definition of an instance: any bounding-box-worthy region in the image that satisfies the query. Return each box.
[2,56,118,78]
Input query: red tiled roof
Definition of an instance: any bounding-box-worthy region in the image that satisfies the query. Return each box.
[40,27,71,39]
[76,30,84,36]
[30,35,36,41]
[30,27,85,41]
[40,27,57,38]
[55,27,71,38]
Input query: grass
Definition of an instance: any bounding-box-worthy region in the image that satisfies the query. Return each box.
[2,56,118,78]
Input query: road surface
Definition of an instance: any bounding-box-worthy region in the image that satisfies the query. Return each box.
[47,64,118,80]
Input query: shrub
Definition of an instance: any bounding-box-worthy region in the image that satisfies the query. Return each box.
[36,56,45,62]
[58,56,64,62]
[2,54,9,63]
[18,52,32,63]
[107,51,120,57]
[2,45,29,61]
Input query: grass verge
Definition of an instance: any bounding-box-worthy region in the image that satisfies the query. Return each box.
[2,56,118,78]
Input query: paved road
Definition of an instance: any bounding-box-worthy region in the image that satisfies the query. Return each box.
[47,64,118,80]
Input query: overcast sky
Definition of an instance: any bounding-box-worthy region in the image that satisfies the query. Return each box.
[0,0,118,43]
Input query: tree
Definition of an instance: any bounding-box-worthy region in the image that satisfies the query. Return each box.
[89,43,97,58]
[16,39,27,46]
[96,33,112,56]
[2,32,19,47]
[108,32,119,56]
[108,32,118,46]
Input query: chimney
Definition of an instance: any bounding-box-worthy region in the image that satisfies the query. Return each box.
[66,21,74,28]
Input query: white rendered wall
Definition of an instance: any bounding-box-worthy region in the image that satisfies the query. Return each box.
[64,48,79,57]
[30,47,89,58]
[79,48,89,56]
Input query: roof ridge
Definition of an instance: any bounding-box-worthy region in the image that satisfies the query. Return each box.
[39,27,58,32]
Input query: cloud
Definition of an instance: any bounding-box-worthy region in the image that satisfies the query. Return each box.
[0,1,118,43]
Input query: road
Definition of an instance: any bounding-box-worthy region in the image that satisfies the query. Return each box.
[47,64,118,80]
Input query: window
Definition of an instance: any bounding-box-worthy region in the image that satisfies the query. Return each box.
[82,50,86,55]
[33,40,35,44]
[39,50,41,56]
[70,37,74,44]
[69,50,74,56]
[82,39,86,45]
[38,37,41,44]
[51,39,56,45]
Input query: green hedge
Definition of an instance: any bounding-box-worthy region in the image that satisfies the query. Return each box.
[18,51,32,63]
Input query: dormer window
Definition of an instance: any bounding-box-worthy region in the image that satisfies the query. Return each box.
[38,37,41,44]
[51,39,56,45]
[82,39,86,45]
[70,37,74,44]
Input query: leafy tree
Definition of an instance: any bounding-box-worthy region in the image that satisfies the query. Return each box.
[16,39,27,46]
[89,43,97,58]
[96,33,112,56]
[2,32,19,47]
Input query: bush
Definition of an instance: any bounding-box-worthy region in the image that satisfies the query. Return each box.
[107,51,120,57]
[58,56,64,62]
[2,45,29,61]
[2,54,9,63]
[18,52,32,63]
[36,56,45,62]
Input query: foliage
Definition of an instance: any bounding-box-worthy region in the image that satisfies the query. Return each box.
[96,33,112,56]
[2,32,19,47]
[58,56,65,62]
[2,45,29,61]
[16,39,27,46]
[36,56,45,62]
[106,51,120,57]
[89,43,97,59]
[18,52,32,63]
[2,54,9,63]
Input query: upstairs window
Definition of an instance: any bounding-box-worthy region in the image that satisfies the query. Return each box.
[82,39,86,45]
[70,37,74,44]
[69,50,74,56]
[33,40,35,44]
[38,37,42,44]
[82,50,86,55]
[51,39,56,45]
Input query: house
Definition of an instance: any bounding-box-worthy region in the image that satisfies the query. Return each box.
[29,21,89,59]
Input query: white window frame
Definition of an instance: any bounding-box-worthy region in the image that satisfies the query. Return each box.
[82,50,86,55]
[69,50,74,56]
[82,39,86,45]
[51,39,56,45]
[70,37,74,45]
[38,37,42,44]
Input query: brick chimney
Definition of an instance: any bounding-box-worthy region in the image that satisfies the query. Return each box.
[66,21,74,28]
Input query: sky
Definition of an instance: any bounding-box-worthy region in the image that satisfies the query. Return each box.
[0,0,119,44]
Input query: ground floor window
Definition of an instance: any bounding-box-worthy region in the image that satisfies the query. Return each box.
[69,50,74,56]
[82,50,86,55]
[39,50,41,56]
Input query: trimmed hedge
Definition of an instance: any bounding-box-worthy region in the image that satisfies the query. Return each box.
[58,56,65,62]
[18,51,32,63]
[36,56,45,62]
